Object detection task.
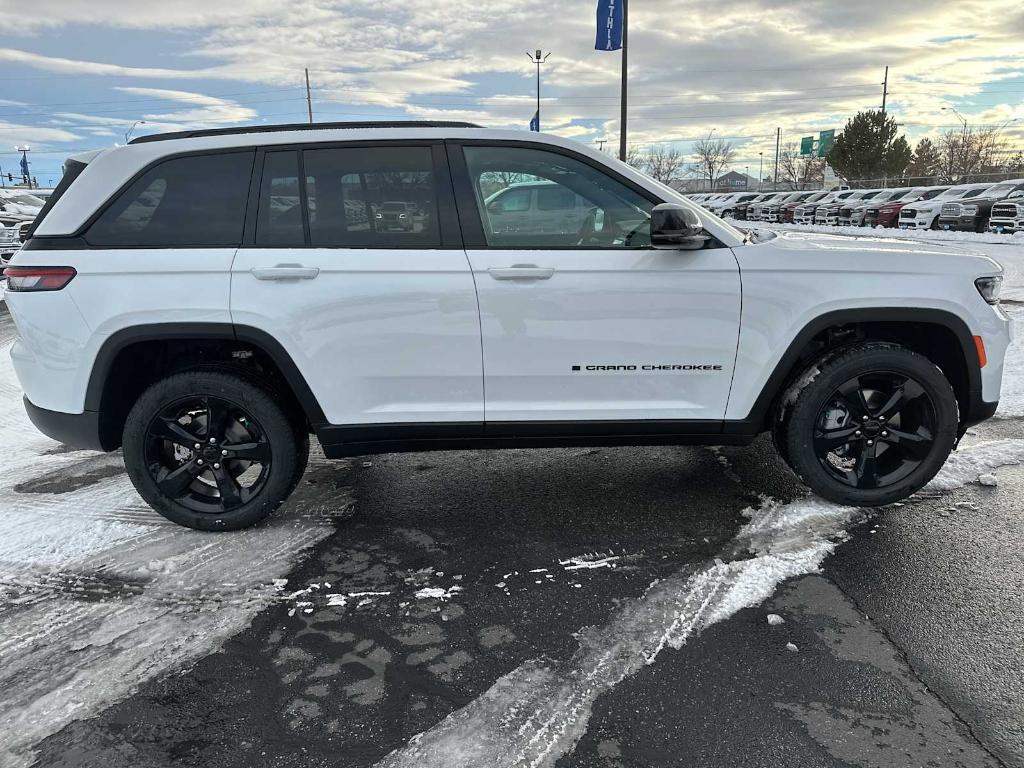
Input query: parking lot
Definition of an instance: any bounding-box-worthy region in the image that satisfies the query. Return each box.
[1,229,1022,768]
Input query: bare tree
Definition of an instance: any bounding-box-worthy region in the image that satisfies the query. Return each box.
[778,142,826,190]
[691,133,735,190]
[936,124,1008,183]
[643,146,685,184]
[624,145,648,173]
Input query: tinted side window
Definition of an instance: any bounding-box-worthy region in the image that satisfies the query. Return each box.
[87,152,253,247]
[463,145,654,248]
[255,151,304,246]
[302,146,440,248]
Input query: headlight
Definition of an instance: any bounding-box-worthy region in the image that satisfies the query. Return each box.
[975,276,1002,304]
[961,205,979,215]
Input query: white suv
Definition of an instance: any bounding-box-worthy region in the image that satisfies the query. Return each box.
[6,122,1010,530]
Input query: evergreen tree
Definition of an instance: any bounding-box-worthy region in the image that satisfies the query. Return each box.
[906,137,941,181]
[825,110,912,185]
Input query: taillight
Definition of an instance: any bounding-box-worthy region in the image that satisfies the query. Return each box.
[5,266,77,292]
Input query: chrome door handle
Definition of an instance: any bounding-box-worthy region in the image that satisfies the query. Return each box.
[487,265,555,281]
[250,264,320,281]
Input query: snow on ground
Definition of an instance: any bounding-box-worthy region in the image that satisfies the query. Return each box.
[375,440,1024,768]
[0,327,347,767]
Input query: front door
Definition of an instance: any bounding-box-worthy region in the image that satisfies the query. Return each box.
[450,142,742,425]
[230,143,483,427]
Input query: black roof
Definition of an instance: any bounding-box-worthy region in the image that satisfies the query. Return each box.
[129,120,483,145]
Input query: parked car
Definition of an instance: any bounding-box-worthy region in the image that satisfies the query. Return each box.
[0,224,20,269]
[866,186,949,228]
[713,193,761,219]
[988,191,1024,234]
[8,121,1009,529]
[938,178,1024,232]
[794,190,857,225]
[817,189,877,225]
[484,180,591,236]
[837,190,885,226]
[784,191,829,223]
[898,183,991,230]
[763,191,814,223]
[0,189,44,216]
[747,192,787,221]
[733,192,775,221]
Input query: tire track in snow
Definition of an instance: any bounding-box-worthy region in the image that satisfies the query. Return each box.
[376,439,1024,768]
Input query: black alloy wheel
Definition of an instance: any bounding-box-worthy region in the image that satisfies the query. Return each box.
[144,395,272,514]
[812,371,936,491]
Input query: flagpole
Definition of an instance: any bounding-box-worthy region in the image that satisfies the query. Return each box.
[618,0,628,161]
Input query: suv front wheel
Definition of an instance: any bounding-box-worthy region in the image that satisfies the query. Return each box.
[779,343,959,507]
[123,371,307,531]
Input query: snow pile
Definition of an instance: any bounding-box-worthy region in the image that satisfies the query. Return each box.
[374,439,1024,768]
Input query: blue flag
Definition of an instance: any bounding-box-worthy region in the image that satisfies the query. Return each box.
[530,111,540,132]
[595,0,623,51]
[19,153,29,180]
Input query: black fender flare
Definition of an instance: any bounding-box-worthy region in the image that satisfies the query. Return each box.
[84,323,328,427]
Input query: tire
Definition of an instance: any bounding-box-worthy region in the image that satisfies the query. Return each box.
[778,343,958,507]
[123,371,305,531]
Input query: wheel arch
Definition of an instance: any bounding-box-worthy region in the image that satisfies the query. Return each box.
[728,307,981,435]
[86,323,326,450]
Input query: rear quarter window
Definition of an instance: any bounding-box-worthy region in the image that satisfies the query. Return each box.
[85,151,254,247]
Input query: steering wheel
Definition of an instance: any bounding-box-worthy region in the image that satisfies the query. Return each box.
[575,207,618,247]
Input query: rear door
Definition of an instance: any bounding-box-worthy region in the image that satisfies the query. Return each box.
[449,141,742,426]
[230,142,483,427]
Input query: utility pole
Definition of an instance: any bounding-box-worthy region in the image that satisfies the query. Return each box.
[619,0,628,161]
[595,139,607,153]
[758,152,763,191]
[881,66,889,114]
[773,128,781,189]
[305,68,314,124]
[526,50,551,132]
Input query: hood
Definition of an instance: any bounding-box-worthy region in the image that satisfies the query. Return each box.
[747,230,1002,276]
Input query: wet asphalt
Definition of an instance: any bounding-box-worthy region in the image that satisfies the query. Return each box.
[2,298,1021,768]
[27,421,1024,768]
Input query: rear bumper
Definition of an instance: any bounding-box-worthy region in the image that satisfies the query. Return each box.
[24,397,109,452]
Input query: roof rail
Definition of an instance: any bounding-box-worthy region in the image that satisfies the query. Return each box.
[129,120,484,145]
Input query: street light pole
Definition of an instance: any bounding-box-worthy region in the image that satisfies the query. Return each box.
[526,50,551,132]
[125,120,146,143]
[758,152,763,191]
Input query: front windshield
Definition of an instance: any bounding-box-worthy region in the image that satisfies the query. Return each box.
[805,191,829,202]
[962,187,987,199]
[981,182,1018,198]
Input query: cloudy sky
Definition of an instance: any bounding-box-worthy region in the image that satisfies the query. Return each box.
[0,0,1021,185]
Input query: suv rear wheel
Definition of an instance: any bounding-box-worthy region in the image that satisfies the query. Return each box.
[123,371,306,531]
[779,343,958,507]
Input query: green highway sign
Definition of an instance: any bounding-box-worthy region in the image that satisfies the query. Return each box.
[817,129,835,157]
[800,136,814,156]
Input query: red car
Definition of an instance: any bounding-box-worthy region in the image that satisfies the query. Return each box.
[870,186,949,228]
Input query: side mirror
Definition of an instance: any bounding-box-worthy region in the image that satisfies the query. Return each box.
[650,203,707,249]
[487,200,506,214]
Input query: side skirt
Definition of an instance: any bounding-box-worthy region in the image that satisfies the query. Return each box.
[316,420,759,459]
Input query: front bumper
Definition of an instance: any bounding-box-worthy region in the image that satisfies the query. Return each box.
[988,217,1023,234]
[938,215,979,231]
